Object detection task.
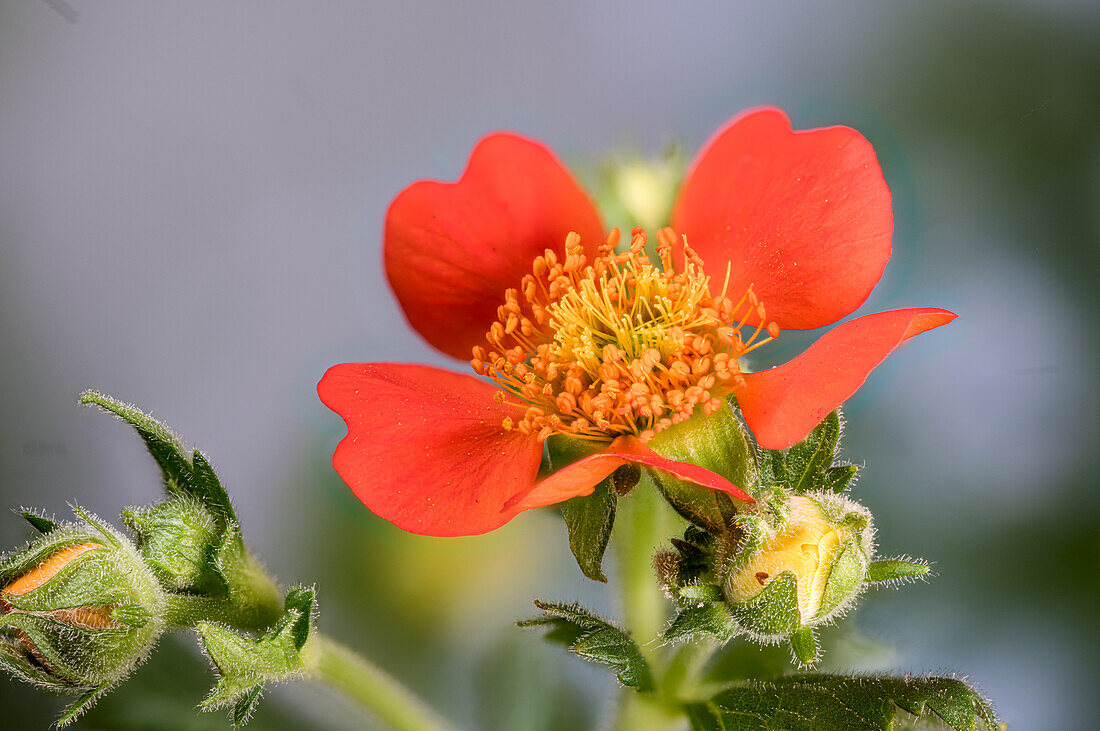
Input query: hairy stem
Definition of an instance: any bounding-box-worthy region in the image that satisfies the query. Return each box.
[162,593,280,633]
[306,634,457,731]
[616,483,676,656]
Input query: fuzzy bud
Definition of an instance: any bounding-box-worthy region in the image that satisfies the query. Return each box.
[122,497,222,593]
[723,494,872,638]
[0,517,166,691]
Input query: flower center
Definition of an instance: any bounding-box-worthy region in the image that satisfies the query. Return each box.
[471,226,780,443]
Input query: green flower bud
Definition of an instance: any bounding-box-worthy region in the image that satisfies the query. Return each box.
[723,493,871,639]
[0,515,166,691]
[122,497,223,594]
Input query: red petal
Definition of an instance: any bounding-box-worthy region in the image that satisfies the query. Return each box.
[317,362,544,536]
[736,308,957,449]
[506,436,753,512]
[672,107,893,331]
[385,133,604,360]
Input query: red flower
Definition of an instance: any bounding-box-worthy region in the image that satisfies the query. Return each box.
[318,107,955,537]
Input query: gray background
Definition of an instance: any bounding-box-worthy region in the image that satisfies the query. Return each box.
[2,1,1097,728]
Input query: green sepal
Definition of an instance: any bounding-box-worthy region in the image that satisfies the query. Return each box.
[80,391,238,528]
[55,682,111,728]
[232,685,264,726]
[688,674,1000,731]
[0,527,97,586]
[647,400,759,532]
[678,583,724,603]
[518,600,653,691]
[814,539,867,622]
[823,463,859,493]
[727,571,801,637]
[21,510,59,534]
[781,410,841,492]
[547,436,623,582]
[789,626,818,667]
[663,603,738,644]
[198,586,317,719]
[112,603,153,629]
[867,558,932,584]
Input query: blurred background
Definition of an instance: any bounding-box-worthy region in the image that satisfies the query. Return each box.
[1,1,1097,728]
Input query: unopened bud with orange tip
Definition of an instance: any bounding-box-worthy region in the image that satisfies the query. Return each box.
[0,509,166,699]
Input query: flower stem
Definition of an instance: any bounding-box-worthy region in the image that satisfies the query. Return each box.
[162,592,282,633]
[616,483,676,656]
[306,633,457,731]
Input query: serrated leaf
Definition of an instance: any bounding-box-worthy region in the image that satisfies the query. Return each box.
[520,600,653,691]
[560,474,617,582]
[783,410,841,493]
[867,560,931,583]
[573,627,653,691]
[692,674,999,731]
[21,511,59,534]
[663,603,739,644]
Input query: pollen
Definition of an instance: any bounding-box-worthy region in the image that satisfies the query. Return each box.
[472,226,779,443]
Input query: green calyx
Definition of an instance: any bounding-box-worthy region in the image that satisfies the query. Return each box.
[0,510,166,694]
[647,399,760,533]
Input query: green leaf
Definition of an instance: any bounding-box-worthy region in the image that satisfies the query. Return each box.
[663,603,738,644]
[519,600,653,691]
[21,511,59,534]
[867,559,932,584]
[691,674,1000,731]
[560,474,617,582]
[782,410,841,493]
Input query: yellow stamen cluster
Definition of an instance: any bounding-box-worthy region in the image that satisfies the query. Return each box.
[471,226,780,444]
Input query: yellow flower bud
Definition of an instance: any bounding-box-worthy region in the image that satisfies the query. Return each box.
[724,494,872,630]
